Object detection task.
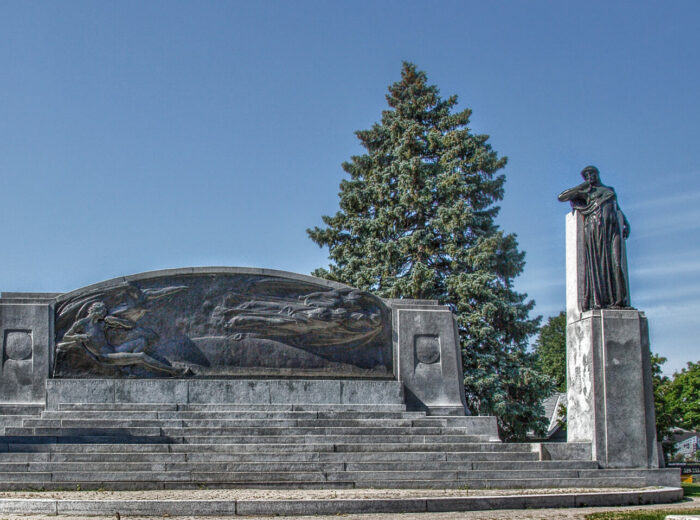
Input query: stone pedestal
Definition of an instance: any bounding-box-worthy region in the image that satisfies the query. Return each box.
[567,309,658,468]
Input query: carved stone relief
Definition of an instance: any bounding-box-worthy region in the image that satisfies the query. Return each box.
[4,330,33,361]
[414,334,440,365]
[53,272,392,378]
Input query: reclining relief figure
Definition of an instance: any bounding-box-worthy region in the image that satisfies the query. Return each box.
[58,301,189,376]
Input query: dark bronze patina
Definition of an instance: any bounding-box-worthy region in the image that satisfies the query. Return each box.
[558,166,631,311]
[53,270,392,378]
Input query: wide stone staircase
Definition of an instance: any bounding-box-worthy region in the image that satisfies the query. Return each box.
[0,399,676,491]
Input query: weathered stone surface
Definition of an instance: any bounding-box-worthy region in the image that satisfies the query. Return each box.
[566,211,586,323]
[567,309,658,468]
[45,379,405,407]
[539,442,592,461]
[0,300,52,404]
[392,301,468,416]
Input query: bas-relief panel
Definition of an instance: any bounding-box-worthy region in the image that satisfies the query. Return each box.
[53,273,392,379]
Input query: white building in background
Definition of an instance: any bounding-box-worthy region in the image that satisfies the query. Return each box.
[674,432,699,461]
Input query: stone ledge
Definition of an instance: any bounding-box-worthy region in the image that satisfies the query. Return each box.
[45,379,406,408]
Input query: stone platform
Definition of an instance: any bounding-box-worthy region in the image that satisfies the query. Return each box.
[0,380,678,492]
[0,266,683,509]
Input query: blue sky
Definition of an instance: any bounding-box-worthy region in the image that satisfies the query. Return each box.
[2,1,698,375]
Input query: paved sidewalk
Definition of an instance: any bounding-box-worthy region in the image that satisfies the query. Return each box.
[0,487,646,500]
[0,499,698,519]
[0,489,695,519]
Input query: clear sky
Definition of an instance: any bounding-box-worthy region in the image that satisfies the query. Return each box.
[2,1,698,375]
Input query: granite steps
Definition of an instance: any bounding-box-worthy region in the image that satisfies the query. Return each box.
[0,402,679,491]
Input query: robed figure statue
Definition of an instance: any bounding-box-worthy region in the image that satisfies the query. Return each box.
[558,166,631,310]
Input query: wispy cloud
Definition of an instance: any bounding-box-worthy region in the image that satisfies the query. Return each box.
[629,210,700,239]
[640,301,700,321]
[632,259,700,278]
[625,189,700,211]
[634,284,700,306]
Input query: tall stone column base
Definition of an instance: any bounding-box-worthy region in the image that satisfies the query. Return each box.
[567,309,658,468]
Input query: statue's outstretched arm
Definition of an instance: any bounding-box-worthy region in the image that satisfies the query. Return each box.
[62,318,89,343]
[558,181,589,202]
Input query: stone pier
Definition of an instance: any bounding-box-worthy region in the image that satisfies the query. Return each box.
[565,212,660,469]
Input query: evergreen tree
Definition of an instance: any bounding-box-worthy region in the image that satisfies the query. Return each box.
[308,62,551,440]
[534,311,567,392]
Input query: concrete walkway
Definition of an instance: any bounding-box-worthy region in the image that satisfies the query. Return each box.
[0,498,698,519]
[0,487,693,518]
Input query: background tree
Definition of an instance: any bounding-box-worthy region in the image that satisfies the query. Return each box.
[534,311,567,392]
[308,62,552,440]
[650,354,679,460]
[665,361,700,432]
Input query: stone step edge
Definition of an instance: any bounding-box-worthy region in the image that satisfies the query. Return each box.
[0,487,682,516]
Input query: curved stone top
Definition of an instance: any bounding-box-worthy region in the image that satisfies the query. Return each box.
[56,267,354,304]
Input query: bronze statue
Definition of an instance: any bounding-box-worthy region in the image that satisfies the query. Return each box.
[558,166,630,310]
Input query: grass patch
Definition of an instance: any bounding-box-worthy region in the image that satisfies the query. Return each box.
[586,509,700,520]
[683,483,700,497]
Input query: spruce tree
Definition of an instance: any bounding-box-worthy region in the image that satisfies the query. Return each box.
[308,63,551,440]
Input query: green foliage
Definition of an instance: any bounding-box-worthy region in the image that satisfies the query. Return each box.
[649,357,700,461]
[684,483,700,497]
[308,62,552,441]
[649,353,677,460]
[534,311,567,392]
[665,361,700,431]
[586,508,700,520]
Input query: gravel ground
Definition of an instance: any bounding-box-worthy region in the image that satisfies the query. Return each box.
[0,487,653,500]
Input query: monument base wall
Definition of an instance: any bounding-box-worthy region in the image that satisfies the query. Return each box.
[567,309,658,469]
[45,378,406,409]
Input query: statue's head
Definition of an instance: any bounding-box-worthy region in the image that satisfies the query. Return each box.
[581,165,600,185]
[87,302,108,319]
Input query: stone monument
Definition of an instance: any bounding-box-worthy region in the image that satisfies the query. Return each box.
[0,267,469,417]
[559,166,659,469]
[0,266,680,494]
